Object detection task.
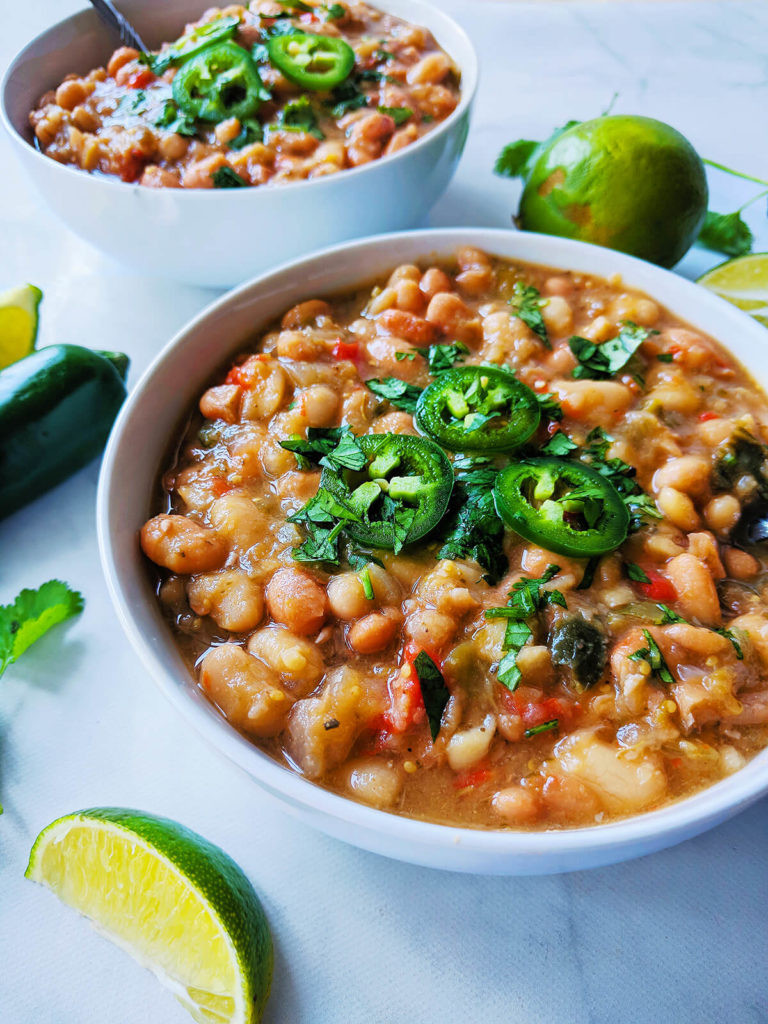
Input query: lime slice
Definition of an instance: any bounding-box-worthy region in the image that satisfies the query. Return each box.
[0,283,43,369]
[697,253,768,327]
[26,808,273,1024]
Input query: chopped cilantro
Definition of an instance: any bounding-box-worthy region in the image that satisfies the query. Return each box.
[212,167,248,188]
[657,604,685,624]
[625,562,651,583]
[326,78,368,118]
[413,650,450,741]
[497,621,532,692]
[629,629,674,684]
[536,391,564,421]
[426,342,468,373]
[323,2,346,18]
[378,105,413,126]
[657,353,674,363]
[436,456,506,584]
[715,627,745,660]
[570,322,655,381]
[277,95,324,139]
[506,565,566,617]
[540,431,577,457]
[292,520,345,564]
[394,350,418,361]
[508,282,550,348]
[281,427,364,470]
[576,556,600,591]
[365,377,423,414]
[578,426,662,532]
[0,581,84,678]
[524,719,559,738]
[153,99,197,136]
[229,118,264,149]
[359,567,375,600]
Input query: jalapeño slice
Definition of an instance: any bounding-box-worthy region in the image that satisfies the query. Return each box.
[415,366,541,453]
[321,433,453,551]
[172,42,269,123]
[267,31,355,91]
[494,457,630,557]
[147,15,240,74]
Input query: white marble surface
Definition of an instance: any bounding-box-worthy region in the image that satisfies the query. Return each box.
[2,2,768,1022]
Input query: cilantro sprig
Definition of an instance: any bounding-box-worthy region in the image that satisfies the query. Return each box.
[436,455,506,584]
[413,651,450,741]
[569,322,655,382]
[508,282,550,348]
[628,629,674,684]
[0,581,84,678]
[365,377,423,414]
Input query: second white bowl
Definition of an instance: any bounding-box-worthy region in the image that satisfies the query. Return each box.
[1,0,477,288]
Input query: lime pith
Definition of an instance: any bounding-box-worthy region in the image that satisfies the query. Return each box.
[25,808,272,1024]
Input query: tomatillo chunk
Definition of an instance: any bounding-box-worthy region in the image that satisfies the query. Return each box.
[415,366,541,453]
[172,42,268,123]
[321,433,453,551]
[267,31,355,91]
[494,457,629,557]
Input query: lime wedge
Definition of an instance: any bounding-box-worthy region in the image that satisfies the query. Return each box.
[697,253,768,327]
[0,283,43,369]
[26,808,273,1024]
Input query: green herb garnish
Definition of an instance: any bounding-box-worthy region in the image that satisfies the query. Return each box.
[212,166,248,188]
[508,282,550,348]
[0,581,84,678]
[570,322,654,381]
[426,342,468,373]
[524,719,559,738]
[625,562,651,583]
[413,650,450,741]
[378,105,413,126]
[629,629,674,684]
[365,377,423,414]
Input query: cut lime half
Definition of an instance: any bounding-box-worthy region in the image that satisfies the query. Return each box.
[0,283,42,369]
[697,252,768,327]
[26,808,272,1024]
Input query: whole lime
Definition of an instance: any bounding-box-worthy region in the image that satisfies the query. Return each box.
[518,115,708,268]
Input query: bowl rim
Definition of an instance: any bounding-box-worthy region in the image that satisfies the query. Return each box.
[0,0,478,199]
[97,226,768,860]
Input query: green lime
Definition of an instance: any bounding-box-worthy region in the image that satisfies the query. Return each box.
[26,808,273,1024]
[0,283,42,369]
[697,252,768,327]
[519,115,708,268]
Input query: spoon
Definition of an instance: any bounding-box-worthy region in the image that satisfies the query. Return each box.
[88,0,149,54]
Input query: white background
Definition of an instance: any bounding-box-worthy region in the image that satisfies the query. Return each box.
[2,2,768,1022]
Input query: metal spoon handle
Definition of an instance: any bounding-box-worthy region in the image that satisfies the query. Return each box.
[88,0,149,53]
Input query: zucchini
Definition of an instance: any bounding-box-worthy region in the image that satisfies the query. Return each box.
[0,345,129,520]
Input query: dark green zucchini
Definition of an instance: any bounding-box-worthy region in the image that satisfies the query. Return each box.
[0,345,129,520]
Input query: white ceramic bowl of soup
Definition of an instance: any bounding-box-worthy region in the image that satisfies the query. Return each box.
[1,0,476,288]
[97,227,768,874]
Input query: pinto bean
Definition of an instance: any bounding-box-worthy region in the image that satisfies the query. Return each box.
[247,624,324,696]
[653,456,711,496]
[553,379,633,420]
[281,299,332,329]
[343,757,404,808]
[455,247,493,295]
[107,47,139,77]
[375,308,437,346]
[666,553,721,625]
[187,570,264,633]
[420,267,453,301]
[425,292,483,346]
[347,610,400,654]
[200,644,292,737]
[266,568,327,634]
[347,112,395,166]
[200,384,241,424]
[140,515,227,573]
[492,786,542,825]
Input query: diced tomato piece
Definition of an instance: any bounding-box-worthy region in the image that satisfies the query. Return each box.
[521,697,567,729]
[386,644,441,734]
[125,67,154,89]
[637,569,677,603]
[699,411,719,422]
[332,340,359,361]
[452,766,492,789]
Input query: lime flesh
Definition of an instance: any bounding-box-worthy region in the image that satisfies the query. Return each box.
[0,283,42,369]
[519,115,709,268]
[26,808,273,1024]
[697,252,768,327]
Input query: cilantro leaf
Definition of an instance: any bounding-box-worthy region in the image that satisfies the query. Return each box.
[318,431,367,472]
[508,282,550,348]
[496,621,532,691]
[570,321,653,381]
[281,427,362,469]
[657,603,685,624]
[381,495,416,555]
[326,78,369,118]
[576,556,600,591]
[625,562,651,583]
[541,431,577,457]
[578,427,661,532]
[715,627,745,660]
[494,139,540,179]
[365,377,423,414]
[524,719,559,738]
[277,95,324,139]
[212,167,248,188]
[323,3,346,18]
[153,99,198,136]
[698,210,754,258]
[229,118,264,150]
[436,458,506,584]
[426,342,468,373]
[292,520,345,565]
[507,564,565,617]
[413,651,450,741]
[536,392,564,421]
[378,105,413,126]
[628,629,674,684]
[0,581,84,677]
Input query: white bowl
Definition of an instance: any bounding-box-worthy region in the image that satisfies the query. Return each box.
[98,227,768,874]
[1,0,476,288]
